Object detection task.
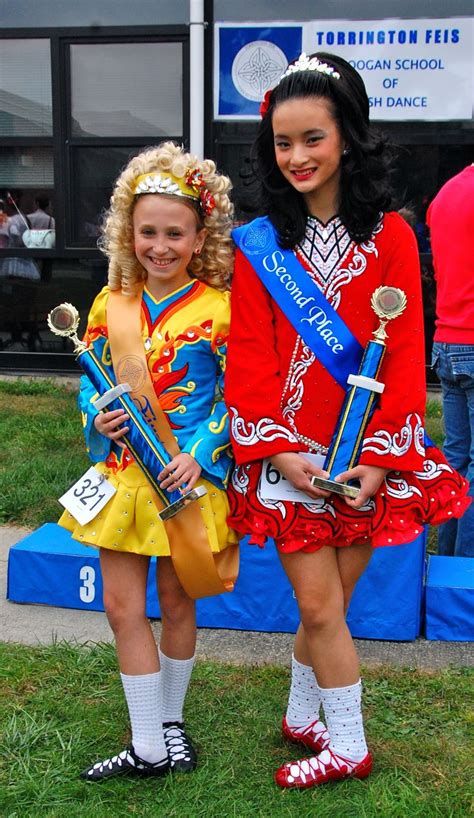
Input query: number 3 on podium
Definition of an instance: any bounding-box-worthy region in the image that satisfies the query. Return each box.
[79,565,96,603]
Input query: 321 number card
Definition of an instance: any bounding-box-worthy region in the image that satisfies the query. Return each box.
[59,467,116,525]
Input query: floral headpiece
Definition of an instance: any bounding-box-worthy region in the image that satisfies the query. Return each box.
[185,169,216,217]
[133,169,216,216]
[260,53,340,118]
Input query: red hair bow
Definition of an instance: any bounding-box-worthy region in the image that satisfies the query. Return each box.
[259,89,272,118]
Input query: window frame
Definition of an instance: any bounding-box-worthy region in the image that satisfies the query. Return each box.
[0,25,190,260]
[0,25,189,372]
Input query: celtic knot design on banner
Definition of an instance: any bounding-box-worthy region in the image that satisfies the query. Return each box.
[232,42,287,101]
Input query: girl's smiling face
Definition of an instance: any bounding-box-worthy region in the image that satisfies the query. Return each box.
[133,195,206,299]
[272,96,346,220]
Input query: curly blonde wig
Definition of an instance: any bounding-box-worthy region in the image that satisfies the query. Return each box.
[100,142,234,294]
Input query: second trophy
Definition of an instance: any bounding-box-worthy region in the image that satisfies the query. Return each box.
[311,285,407,499]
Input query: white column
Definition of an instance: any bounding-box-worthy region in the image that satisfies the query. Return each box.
[189,0,205,158]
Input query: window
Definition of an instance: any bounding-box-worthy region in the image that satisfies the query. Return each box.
[0,38,55,251]
[0,28,188,370]
[391,143,473,253]
[66,39,186,246]
[0,258,107,354]
[0,39,52,136]
[0,148,55,249]
[70,146,142,246]
[70,42,183,137]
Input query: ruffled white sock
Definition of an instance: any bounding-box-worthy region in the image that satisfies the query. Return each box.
[120,671,167,764]
[319,679,368,762]
[286,654,326,733]
[159,648,195,723]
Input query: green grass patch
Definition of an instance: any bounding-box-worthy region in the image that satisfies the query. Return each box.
[0,380,88,527]
[425,402,445,550]
[426,399,443,420]
[0,378,65,398]
[425,400,444,449]
[0,641,471,818]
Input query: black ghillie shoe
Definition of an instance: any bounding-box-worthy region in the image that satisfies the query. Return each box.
[163,722,198,772]
[80,744,170,782]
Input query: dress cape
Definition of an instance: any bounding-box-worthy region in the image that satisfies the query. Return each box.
[225,213,470,552]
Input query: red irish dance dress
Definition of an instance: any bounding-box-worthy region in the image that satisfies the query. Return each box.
[226,212,470,552]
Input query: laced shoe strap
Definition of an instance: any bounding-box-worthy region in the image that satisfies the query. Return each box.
[285,749,356,785]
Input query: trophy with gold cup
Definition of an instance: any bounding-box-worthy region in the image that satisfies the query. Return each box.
[48,301,239,601]
[311,286,407,499]
[47,302,207,520]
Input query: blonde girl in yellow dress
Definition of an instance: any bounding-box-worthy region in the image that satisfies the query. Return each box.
[60,142,236,781]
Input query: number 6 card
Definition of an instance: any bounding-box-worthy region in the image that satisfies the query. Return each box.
[59,466,116,525]
[259,452,326,503]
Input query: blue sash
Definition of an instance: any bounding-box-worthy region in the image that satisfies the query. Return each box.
[233,217,363,390]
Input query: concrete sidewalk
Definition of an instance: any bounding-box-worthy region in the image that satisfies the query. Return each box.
[1,525,472,669]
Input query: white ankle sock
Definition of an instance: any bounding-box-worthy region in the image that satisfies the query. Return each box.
[120,671,167,764]
[159,648,195,723]
[286,654,325,729]
[319,679,368,762]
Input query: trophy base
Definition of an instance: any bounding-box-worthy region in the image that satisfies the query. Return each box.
[310,476,360,499]
[159,485,207,521]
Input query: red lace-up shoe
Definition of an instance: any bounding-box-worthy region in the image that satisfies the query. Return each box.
[281,715,330,754]
[275,748,373,789]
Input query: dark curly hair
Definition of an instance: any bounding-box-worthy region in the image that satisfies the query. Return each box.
[247,52,393,247]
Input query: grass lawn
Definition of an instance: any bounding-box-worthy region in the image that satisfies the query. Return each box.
[1,381,469,817]
[0,641,472,818]
[0,379,89,527]
[425,398,444,448]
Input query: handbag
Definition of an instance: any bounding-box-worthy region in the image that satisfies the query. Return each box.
[6,194,55,249]
[22,228,55,249]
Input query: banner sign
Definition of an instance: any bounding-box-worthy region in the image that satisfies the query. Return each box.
[304,18,473,121]
[215,17,473,121]
[214,24,302,119]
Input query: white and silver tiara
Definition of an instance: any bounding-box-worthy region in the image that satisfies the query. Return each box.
[281,53,341,81]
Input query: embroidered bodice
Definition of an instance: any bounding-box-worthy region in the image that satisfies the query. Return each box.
[226,211,428,473]
[225,212,469,551]
[297,216,352,286]
[78,282,233,489]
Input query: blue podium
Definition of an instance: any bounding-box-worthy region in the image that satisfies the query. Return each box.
[425,555,474,641]
[7,523,426,640]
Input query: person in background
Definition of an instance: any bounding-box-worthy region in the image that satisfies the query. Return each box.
[0,199,9,248]
[0,193,41,283]
[6,192,29,248]
[26,195,55,230]
[428,164,474,557]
